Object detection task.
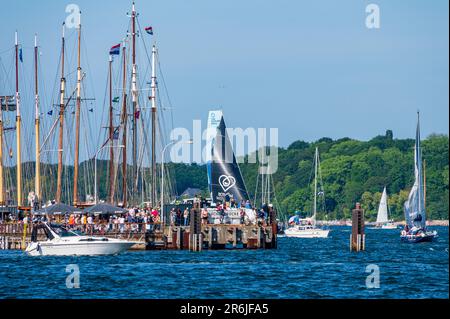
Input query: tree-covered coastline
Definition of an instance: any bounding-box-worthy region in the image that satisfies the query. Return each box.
[171,132,449,221]
[10,132,448,222]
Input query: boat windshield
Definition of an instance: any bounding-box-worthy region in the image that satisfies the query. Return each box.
[51,226,83,237]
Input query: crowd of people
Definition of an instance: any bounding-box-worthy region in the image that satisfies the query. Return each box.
[167,199,276,227]
[1,197,277,235]
[0,207,162,236]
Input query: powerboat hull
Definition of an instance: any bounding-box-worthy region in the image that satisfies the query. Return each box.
[284,228,330,238]
[26,240,136,256]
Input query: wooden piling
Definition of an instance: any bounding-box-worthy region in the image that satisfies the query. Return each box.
[350,203,365,252]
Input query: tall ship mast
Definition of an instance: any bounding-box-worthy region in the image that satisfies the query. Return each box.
[151,44,157,207]
[108,55,115,203]
[56,23,66,204]
[73,12,83,205]
[131,2,139,198]
[121,41,128,207]
[34,34,41,205]
[15,31,22,208]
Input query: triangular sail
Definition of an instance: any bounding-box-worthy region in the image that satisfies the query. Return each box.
[376,187,389,223]
[404,113,426,229]
[206,111,249,205]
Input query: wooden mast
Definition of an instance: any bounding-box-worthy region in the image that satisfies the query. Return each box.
[34,34,41,204]
[56,23,66,203]
[15,31,23,207]
[73,12,82,205]
[0,97,4,205]
[131,2,138,200]
[108,55,115,203]
[150,45,157,207]
[121,42,128,207]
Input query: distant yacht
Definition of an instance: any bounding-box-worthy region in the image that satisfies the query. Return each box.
[401,113,437,243]
[285,148,330,238]
[371,187,397,229]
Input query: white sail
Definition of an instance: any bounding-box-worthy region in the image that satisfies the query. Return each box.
[404,113,426,229]
[376,187,389,223]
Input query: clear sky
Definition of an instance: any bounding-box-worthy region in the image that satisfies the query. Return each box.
[0,0,448,158]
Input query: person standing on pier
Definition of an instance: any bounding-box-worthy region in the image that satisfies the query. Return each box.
[183,208,189,226]
[201,208,209,225]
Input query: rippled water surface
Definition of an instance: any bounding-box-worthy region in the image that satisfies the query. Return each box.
[0,227,448,299]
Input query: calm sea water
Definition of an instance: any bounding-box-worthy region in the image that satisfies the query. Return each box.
[0,226,448,299]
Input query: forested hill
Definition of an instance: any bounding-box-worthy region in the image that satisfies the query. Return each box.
[170,131,449,221]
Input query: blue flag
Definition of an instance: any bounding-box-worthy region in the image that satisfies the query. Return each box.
[19,48,23,63]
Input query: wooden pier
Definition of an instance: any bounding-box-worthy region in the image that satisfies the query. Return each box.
[0,218,277,252]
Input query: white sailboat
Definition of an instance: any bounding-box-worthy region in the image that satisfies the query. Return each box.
[371,187,397,229]
[400,112,437,243]
[25,223,136,256]
[285,148,330,238]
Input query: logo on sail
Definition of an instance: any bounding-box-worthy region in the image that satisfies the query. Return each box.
[219,175,236,192]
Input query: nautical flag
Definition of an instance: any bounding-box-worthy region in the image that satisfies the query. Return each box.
[89,108,94,113]
[47,110,53,116]
[19,48,23,63]
[135,110,141,119]
[145,26,153,35]
[109,44,121,55]
[113,130,120,140]
[112,97,120,103]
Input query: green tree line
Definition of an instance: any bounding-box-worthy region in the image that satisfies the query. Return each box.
[174,131,449,221]
[8,131,448,221]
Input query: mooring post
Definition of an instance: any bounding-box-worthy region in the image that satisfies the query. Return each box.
[270,208,278,249]
[189,201,202,252]
[350,203,365,252]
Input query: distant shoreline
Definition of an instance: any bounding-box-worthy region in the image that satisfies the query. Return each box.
[316,220,449,226]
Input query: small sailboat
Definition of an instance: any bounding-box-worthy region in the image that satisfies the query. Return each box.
[401,113,437,243]
[371,187,396,229]
[285,148,330,238]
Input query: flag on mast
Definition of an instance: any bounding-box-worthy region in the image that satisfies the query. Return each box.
[109,44,121,55]
[145,26,153,35]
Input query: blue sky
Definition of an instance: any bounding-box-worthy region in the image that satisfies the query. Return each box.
[0,0,448,159]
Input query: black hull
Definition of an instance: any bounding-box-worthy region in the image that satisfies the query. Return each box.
[401,234,436,243]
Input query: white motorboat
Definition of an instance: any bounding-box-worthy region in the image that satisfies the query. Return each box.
[25,223,136,256]
[284,148,330,239]
[284,224,330,238]
[380,222,397,229]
